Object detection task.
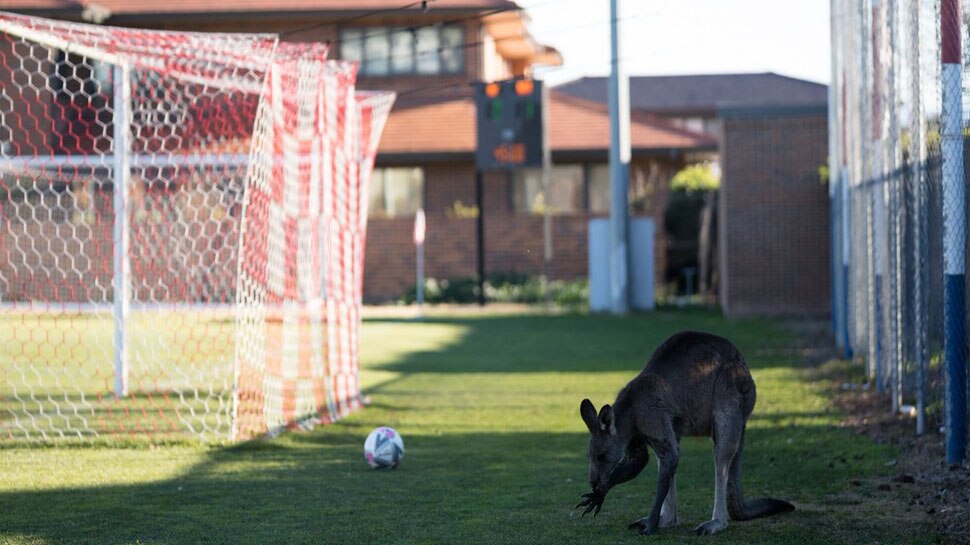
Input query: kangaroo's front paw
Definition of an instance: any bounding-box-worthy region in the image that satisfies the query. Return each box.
[694,519,728,536]
[628,517,659,536]
[575,490,605,517]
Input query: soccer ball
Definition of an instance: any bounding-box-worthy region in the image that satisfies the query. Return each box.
[364,426,405,469]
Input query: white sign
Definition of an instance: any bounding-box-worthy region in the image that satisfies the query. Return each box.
[413,208,426,246]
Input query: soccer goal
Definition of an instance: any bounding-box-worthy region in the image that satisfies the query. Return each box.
[0,13,394,441]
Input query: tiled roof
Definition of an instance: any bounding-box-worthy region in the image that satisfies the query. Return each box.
[0,0,518,14]
[555,73,828,116]
[377,91,717,157]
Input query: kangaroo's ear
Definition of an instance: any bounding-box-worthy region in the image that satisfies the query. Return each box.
[580,398,598,433]
[598,404,616,436]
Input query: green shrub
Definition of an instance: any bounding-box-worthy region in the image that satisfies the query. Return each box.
[397,274,588,308]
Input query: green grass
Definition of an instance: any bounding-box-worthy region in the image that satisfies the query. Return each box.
[1,310,237,439]
[0,310,937,544]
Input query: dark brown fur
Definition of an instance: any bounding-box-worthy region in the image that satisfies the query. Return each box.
[577,331,794,536]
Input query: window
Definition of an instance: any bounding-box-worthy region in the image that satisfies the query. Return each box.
[340,26,464,76]
[341,29,363,63]
[512,165,584,214]
[390,30,415,74]
[440,26,464,73]
[512,163,650,215]
[368,167,424,218]
[363,28,390,76]
[588,164,611,213]
[415,27,440,74]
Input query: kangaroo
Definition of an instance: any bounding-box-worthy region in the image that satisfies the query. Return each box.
[576,330,794,536]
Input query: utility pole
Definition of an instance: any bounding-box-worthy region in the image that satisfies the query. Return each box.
[608,0,631,314]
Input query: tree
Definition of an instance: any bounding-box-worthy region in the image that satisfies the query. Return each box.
[670,163,720,297]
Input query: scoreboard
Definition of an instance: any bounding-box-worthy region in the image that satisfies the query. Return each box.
[474,78,545,170]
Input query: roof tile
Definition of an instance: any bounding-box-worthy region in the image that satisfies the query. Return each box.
[378,91,716,155]
[0,0,518,14]
[555,73,828,115]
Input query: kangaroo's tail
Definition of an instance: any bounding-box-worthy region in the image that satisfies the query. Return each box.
[728,496,796,521]
[727,431,795,521]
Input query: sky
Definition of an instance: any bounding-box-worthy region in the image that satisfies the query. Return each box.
[517,0,832,87]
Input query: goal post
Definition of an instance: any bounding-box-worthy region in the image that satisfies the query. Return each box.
[112,62,131,399]
[0,12,393,442]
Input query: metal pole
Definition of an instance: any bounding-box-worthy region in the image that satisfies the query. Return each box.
[842,172,852,358]
[415,208,426,317]
[112,63,131,398]
[870,0,886,393]
[541,82,553,307]
[940,0,967,465]
[608,0,630,314]
[475,169,486,306]
[837,0,853,358]
[861,0,876,382]
[417,243,425,312]
[829,0,840,342]
[909,0,927,435]
[886,0,902,415]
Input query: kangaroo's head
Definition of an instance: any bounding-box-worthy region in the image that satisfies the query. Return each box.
[580,398,627,494]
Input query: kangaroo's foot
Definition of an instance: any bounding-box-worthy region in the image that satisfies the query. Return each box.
[659,511,678,529]
[694,518,728,536]
[628,516,659,536]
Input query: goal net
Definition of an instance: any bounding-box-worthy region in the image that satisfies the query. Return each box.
[0,12,394,441]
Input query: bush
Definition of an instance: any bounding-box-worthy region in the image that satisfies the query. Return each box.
[397,277,480,305]
[397,274,588,309]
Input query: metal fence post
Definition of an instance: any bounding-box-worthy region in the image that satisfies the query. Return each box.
[940,0,967,465]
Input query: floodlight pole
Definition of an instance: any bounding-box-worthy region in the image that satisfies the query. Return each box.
[112,63,131,398]
[608,0,631,314]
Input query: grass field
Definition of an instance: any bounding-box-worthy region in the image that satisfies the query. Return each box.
[0,309,937,544]
[1,310,237,440]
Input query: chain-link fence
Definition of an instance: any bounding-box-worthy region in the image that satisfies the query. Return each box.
[830,0,968,460]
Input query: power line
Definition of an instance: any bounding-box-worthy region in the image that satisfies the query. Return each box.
[342,11,644,82]
[389,48,655,101]
[395,81,470,98]
[282,0,573,49]
[274,0,638,101]
[368,14,648,100]
[280,0,434,38]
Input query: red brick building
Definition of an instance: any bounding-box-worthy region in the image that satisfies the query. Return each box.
[1,0,717,302]
[558,74,830,316]
[371,92,715,300]
[717,106,830,316]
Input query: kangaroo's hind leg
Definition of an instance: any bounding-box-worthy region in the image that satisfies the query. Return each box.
[695,366,748,536]
[727,427,748,521]
[659,471,678,528]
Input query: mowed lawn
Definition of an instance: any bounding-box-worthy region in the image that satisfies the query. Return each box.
[0,310,935,544]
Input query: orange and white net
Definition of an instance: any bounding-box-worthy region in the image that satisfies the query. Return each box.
[0,12,394,441]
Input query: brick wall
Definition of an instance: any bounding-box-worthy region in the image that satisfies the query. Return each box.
[363,159,670,302]
[718,110,830,317]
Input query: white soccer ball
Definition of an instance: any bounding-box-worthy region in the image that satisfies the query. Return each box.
[364,426,405,469]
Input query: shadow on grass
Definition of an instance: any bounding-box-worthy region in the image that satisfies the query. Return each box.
[363,311,803,376]
[0,423,930,545]
[0,311,936,544]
